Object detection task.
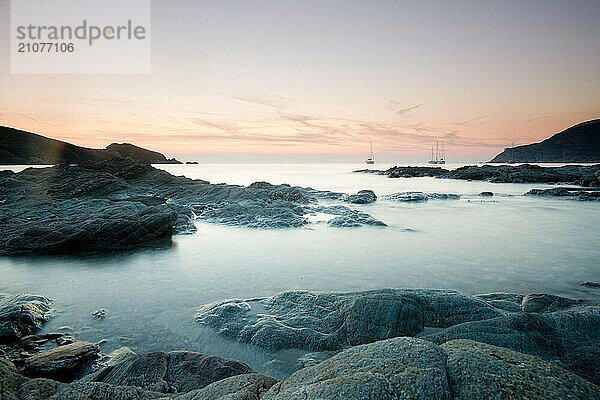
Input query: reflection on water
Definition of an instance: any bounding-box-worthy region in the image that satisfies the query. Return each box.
[1,162,599,378]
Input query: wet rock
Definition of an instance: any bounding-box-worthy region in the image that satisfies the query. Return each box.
[343,190,377,204]
[312,205,386,227]
[527,187,600,200]
[580,281,600,288]
[384,192,459,202]
[442,339,600,400]
[358,163,600,184]
[479,191,493,196]
[262,337,450,400]
[173,373,278,400]
[0,294,53,341]
[424,305,600,385]
[0,160,385,255]
[474,292,523,313]
[24,341,100,380]
[81,350,254,394]
[91,309,107,320]
[521,293,583,313]
[196,289,502,352]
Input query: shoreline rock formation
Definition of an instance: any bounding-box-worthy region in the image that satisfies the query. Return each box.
[2,289,600,398]
[0,159,384,255]
[356,163,600,186]
[196,288,600,386]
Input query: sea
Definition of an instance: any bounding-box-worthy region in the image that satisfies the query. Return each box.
[1,162,599,378]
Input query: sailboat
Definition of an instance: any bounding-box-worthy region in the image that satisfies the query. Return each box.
[428,141,446,164]
[439,142,446,164]
[365,139,375,164]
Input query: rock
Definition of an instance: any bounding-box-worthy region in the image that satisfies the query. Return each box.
[173,373,278,400]
[196,289,502,352]
[474,292,524,313]
[423,305,600,385]
[24,342,100,380]
[580,281,600,288]
[384,192,459,202]
[357,163,600,184]
[385,192,428,202]
[311,205,386,227]
[0,159,386,255]
[479,191,493,196]
[521,293,583,313]
[343,190,377,204]
[527,187,600,200]
[262,337,451,400]
[91,309,107,319]
[442,339,600,399]
[0,294,53,341]
[81,350,254,393]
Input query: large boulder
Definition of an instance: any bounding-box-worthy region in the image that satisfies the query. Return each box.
[0,294,53,341]
[442,339,600,399]
[81,350,254,394]
[424,305,600,385]
[343,190,377,204]
[23,342,100,380]
[172,373,278,400]
[196,289,503,351]
[262,337,451,400]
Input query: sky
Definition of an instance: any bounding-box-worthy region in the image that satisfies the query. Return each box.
[1,0,599,162]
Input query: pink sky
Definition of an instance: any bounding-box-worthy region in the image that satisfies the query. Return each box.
[1,0,599,162]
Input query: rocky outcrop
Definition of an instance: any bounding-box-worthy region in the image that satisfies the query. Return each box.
[23,342,100,380]
[489,119,600,163]
[5,337,600,400]
[527,187,600,200]
[196,289,502,352]
[0,126,181,165]
[356,163,600,186]
[342,190,377,204]
[262,337,450,400]
[442,339,600,399]
[384,192,459,202]
[424,294,600,385]
[311,205,386,227]
[1,354,278,399]
[0,160,383,254]
[0,294,53,341]
[80,350,254,393]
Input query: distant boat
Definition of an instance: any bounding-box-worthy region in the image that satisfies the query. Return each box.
[365,139,375,164]
[186,161,199,164]
[428,141,446,164]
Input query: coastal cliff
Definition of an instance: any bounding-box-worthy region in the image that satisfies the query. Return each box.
[489,119,600,163]
[0,126,181,165]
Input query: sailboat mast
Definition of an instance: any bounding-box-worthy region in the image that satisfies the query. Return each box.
[370,139,374,161]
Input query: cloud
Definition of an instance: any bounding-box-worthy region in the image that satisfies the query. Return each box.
[216,92,291,110]
[386,100,423,115]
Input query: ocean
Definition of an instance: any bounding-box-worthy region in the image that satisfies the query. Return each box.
[1,162,599,377]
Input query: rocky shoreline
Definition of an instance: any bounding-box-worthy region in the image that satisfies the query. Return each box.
[2,287,600,399]
[356,164,600,186]
[0,158,386,255]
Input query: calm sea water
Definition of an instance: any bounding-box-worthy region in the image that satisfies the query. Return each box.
[1,162,599,377]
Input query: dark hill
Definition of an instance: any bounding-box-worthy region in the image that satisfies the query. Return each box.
[489,119,600,163]
[0,126,181,165]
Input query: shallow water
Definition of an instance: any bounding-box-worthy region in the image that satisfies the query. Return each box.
[1,162,599,378]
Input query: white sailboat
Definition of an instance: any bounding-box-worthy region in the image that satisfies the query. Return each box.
[365,139,375,164]
[428,141,446,164]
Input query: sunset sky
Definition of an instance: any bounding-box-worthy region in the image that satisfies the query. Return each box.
[1,0,599,162]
